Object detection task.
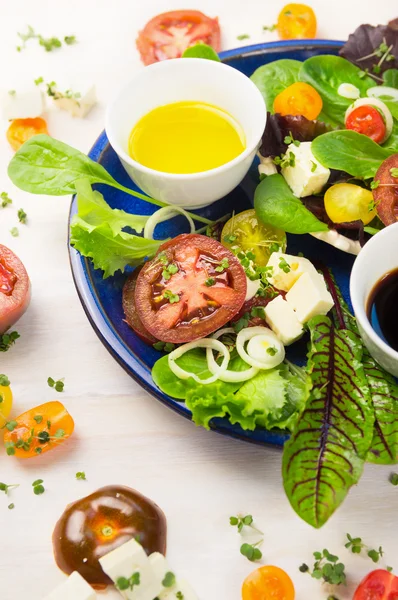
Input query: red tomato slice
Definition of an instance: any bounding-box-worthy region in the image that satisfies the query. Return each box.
[0,245,31,334]
[135,234,247,343]
[136,10,221,65]
[346,105,386,143]
[354,569,398,600]
[123,268,158,345]
[373,154,398,226]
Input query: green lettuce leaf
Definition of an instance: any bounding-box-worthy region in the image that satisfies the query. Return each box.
[251,59,301,112]
[282,315,374,528]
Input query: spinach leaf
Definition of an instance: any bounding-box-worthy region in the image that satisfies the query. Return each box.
[182,43,220,61]
[254,174,328,234]
[312,131,394,179]
[250,59,301,112]
[282,315,374,528]
[299,56,374,127]
[383,69,398,88]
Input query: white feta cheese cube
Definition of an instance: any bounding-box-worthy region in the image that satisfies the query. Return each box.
[258,155,278,177]
[2,87,44,120]
[264,295,304,345]
[281,141,330,198]
[245,276,262,301]
[43,571,96,600]
[53,84,96,118]
[158,578,199,600]
[286,271,334,323]
[266,252,319,291]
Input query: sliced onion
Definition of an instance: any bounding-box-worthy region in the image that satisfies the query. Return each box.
[144,206,195,240]
[367,86,398,103]
[236,326,285,370]
[345,97,393,142]
[168,338,230,384]
[338,83,360,99]
[206,328,259,382]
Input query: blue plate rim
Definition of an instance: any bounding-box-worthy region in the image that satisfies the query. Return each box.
[68,39,344,448]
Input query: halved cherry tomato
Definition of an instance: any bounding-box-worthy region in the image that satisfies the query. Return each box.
[373,154,398,226]
[0,383,13,428]
[0,245,31,334]
[277,4,317,40]
[136,10,221,65]
[53,485,167,588]
[353,569,398,600]
[135,234,247,344]
[242,565,295,600]
[6,117,49,151]
[123,268,158,345]
[346,105,386,143]
[3,401,74,458]
[325,183,376,225]
[274,82,323,120]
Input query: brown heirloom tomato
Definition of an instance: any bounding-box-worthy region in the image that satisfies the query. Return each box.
[135,234,247,344]
[0,245,31,334]
[373,154,398,226]
[53,485,167,588]
[123,268,158,345]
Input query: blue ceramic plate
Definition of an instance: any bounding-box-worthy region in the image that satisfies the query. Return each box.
[69,40,352,447]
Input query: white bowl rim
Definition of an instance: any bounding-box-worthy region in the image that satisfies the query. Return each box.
[350,221,398,361]
[105,58,267,181]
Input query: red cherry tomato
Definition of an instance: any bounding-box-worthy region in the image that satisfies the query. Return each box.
[0,245,31,334]
[135,234,247,344]
[353,569,398,600]
[136,10,221,65]
[123,268,158,345]
[346,105,386,143]
[373,154,398,226]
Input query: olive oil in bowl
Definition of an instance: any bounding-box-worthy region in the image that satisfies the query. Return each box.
[367,268,398,352]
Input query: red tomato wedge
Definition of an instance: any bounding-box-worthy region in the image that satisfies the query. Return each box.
[123,268,158,345]
[346,105,386,143]
[136,10,221,65]
[0,245,31,334]
[373,154,398,226]
[353,569,398,600]
[135,234,247,344]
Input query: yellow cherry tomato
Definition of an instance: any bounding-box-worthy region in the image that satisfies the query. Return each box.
[242,565,295,600]
[6,117,49,151]
[273,82,323,120]
[324,183,376,226]
[0,383,13,428]
[277,3,317,40]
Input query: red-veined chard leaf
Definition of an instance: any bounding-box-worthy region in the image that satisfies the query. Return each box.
[282,314,374,528]
[322,266,398,465]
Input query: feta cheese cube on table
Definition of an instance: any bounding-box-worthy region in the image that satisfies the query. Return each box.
[281,141,330,198]
[264,295,304,345]
[266,252,319,292]
[2,87,44,120]
[43,571,96,600]
[158,578,199,600]
[286,272,334,323]
[53,84,96,118]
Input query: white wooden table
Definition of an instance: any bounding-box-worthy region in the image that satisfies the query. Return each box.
[0,1,397,598]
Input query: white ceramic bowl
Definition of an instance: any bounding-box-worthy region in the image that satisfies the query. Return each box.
[105,58,266,209]
[350,222,398,377]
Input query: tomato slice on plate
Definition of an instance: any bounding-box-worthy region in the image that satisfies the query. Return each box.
[123,268,158,345]
[373,154,398,226]
[353,569,398,600]
[136,10,221,65]
[0,245,31,334]
[135,234,247,343]
[242,565,295,600]
[346,105,386,143]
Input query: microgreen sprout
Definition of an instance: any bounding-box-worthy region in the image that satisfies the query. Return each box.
[345,533,385,563]
[32,479,45,495]
[389,472,398,486]
[163,290,180,304]
[390,168,398,178]
[237,34,250,40]
[116,572,140,591]
[10,227,19,237]
[215,258,229,273]
[17,208,27,224]
[284,132,300,147]
[240,541,263,562]
[263,24,277,32]
[205,277,216,287]
[370,179,380,190]
[279,257,291,273]
[76,472,86,480]
[229,514,263,535]
[300,549,346,585]
[0,332,20,352]
[1,192,12,207]
[0,482,19,496]
[153,342,175,353]
[47,377,65,392]
[162,572,176,588]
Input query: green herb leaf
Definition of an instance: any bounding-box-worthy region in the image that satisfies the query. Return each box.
[389,472,398,485]
[0,375,10,386]
[263,24,277,32]
[205,277,216,287]
[301,549,346,585]
[240,542,263,562]
[8,503,15,510]
[33,484,45,495]
[33,415,43,424]
[182,43,220,62]
[10,227,19,237]
[163,290,180,304]
[54,429,65,438]
[162,572,176,588]
[76,471,86,480]
[64,35,77,45]
[17,208,27,223]
[1,191,12,207]
[345,533,364,554]
[251,59,301,112]
[254,174,328,234]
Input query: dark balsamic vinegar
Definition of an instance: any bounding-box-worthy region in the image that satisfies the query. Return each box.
[367,268,398,352]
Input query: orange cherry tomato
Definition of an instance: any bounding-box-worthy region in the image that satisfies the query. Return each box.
[6,117,49,151]
[274,82,323,120]
[277,4,317,40]
[242,565,295,600]
[346,105,387,144]
[3,401,74,458]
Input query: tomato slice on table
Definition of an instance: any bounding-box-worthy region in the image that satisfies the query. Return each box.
[353,569,398,600]
[277,3,317,40]
[135,234,247,344]
[346,105,386,143]
[123,267,158,345]
[6,117,49,151]
[373,154,398,226]
[136,10,221,65]
[0,245,31,334]
[242,565,295,600]
[3,401,74,458]
[273,82,323,120]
